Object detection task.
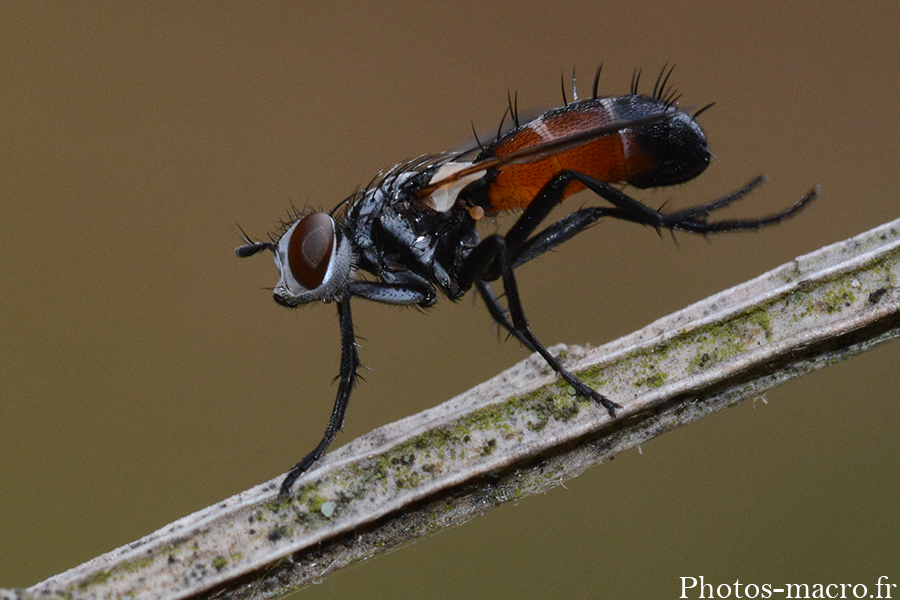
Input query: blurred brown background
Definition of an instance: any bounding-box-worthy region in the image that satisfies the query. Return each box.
[2,1,898,596]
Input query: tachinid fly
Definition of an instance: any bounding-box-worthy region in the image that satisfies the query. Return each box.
[237,66,818,495]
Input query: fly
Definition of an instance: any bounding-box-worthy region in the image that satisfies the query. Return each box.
[236,66,818,495]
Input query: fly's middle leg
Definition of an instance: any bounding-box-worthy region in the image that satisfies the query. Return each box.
[460,234,621,417]
[475,280,537,352]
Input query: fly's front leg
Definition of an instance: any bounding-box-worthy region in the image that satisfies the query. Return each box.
[279,278,437,495]
[280,292,360,496]
[349,276,437,307]
[460,235,620,417]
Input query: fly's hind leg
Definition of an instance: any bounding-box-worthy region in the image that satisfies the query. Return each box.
[503,172,817,271]
[565,172,818,235]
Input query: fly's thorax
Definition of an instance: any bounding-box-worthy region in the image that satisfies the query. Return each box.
[272,212,356,306]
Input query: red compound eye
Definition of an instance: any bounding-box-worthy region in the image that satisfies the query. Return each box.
[287,213,335,289]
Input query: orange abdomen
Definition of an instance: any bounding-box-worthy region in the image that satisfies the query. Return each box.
[479,97,662,211]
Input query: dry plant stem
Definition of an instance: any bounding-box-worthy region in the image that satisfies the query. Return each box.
[6,218,899,600]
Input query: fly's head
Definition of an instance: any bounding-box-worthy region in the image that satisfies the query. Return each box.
[236,211,356,307]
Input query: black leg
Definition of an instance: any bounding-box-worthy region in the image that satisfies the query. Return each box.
[462,170,816,418]
[476,173,605,282]
[461,235,621,416]
[568,172,818,234]
[503,174,584,253]
[507,173,817,269]
[511,206,620,268]
[280,292,360,496]
[476,280,536,351]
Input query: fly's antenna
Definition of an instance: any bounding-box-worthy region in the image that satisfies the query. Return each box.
[234,224,275,257]
[631,68,643,95]
[235,223,254,245]
[591,63,603,99]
